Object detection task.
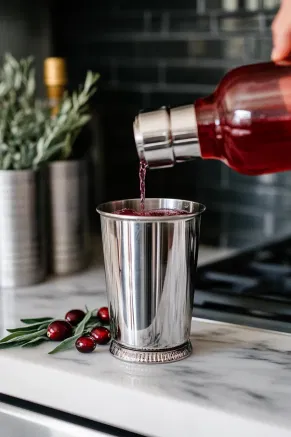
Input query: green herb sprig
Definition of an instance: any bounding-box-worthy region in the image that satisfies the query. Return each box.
[34,70,100,165]
[0,53,100,170]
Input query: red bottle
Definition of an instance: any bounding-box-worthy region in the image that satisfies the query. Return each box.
[133,61,291,176]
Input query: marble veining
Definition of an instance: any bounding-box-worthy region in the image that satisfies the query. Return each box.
[0,246,291,437]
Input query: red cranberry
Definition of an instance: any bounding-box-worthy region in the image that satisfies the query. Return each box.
[97,307,110,323]
[65,309,85,326]
[91,326,111,345]
[47,320,72,341]
[75,336,96,353]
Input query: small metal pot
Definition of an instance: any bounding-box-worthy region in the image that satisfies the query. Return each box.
[0,169,48,288]
[48,160,90,275]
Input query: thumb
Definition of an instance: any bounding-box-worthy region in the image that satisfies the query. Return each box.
[271,32,291,61]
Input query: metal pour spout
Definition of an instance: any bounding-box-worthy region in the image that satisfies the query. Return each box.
[133,105,201,169]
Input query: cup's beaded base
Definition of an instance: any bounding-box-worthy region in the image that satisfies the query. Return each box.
[110,340,192,364]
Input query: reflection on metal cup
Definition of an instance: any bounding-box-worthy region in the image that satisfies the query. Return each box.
[97,198,205,364]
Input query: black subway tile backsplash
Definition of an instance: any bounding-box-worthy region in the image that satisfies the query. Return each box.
[265,13,275,28]
[166,65,227,85]
[64,12,146,36]
[196,185,291,213]
[169,14,211,32]
[143,91,205,108]
[93,13,145,34]
[117,65,159,84]
[203,0,224,12]
[218,13,263,32]
[150,13,164,32]
[89,41,137,58]
[259,37,273,59]
[200,209,225,246]
[223,36,248,59]
[137,40,189,59]
[226,210,265,233]
[262,0,280,10]
[187,37,247,60]
[99,88,144,108]
[187,39,222,58]
[117,0,197,10]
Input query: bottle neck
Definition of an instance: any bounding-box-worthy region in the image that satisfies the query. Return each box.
[194,95,221,160]
[44,57,67,117]
[46,85,65,116]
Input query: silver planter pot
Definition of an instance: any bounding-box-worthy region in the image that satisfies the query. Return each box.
[49,160,90,275]
[0,169,48,288]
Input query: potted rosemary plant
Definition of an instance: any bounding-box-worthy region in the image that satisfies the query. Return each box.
[0,54,99,287]
[0,54,54,287]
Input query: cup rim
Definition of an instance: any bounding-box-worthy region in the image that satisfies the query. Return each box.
[96,198,206,221]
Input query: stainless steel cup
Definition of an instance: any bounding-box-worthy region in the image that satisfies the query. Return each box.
[49,160,90,275]
[97,198,205,364]
[0,169,48,288]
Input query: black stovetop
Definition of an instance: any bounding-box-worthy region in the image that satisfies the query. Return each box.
[193,236,291,333]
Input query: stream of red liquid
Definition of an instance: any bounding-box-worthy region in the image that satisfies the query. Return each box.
[139,159,148,213]
[115,160,190,216]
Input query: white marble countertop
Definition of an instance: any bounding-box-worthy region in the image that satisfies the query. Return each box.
[1,244,291,437]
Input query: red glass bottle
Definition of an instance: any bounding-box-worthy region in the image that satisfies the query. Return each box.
[133,61,291,176]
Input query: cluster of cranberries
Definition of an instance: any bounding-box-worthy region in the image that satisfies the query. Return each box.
[46,307,111,354]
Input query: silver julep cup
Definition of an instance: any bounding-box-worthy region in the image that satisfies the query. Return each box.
[97,198,205,364]
[49,160,90,275]
[0,169,48,288]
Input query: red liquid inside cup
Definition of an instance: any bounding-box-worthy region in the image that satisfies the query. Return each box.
[115,208,190,216]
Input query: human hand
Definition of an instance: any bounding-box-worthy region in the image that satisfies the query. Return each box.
[271,0,291,61]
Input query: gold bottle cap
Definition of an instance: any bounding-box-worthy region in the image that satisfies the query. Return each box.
[44,57,67,87]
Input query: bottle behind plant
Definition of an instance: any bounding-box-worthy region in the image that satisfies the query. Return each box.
[44,57,90,275]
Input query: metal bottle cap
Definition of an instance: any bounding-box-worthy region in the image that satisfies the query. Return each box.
[133,107,174,168]
[44,57,67,87]
[133,105,201,169]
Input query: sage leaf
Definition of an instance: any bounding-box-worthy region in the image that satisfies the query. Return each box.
[36,142,65,163]
[21,317,53,325]
[7,321,50,333]
[38,323,50,331]
[0,329,47,345]
[48,334,80,355]
[3,153,11,170]
[75,308,96,336]
[27,67,35,96]
[84,321,101,333]
[0,340,27,349]
[22,337,49,348]
[0,331,28,343]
